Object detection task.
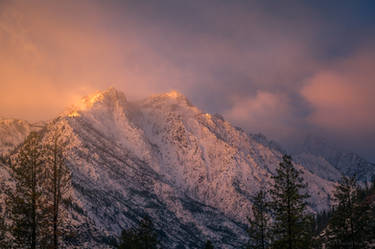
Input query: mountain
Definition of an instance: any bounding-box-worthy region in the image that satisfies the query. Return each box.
[0,88,345,248]
[294,136,375,182]
[0,119,44,157]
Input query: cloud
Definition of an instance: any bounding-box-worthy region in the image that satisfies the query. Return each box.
[223,91,304,143]
[301,48,375,134]
[224,43,375,156]
[0,0,301,120]
[0,0,190,120]
[0,0,374,159]
[300,46,375,157]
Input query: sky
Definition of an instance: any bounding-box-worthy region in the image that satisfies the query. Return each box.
[0,0,374,160]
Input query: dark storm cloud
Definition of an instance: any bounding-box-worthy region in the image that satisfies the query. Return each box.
[0,0,374,159]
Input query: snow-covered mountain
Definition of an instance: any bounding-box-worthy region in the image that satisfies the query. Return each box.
[294,136,375,182]
[1,88,372,248]
[0,119,44,157]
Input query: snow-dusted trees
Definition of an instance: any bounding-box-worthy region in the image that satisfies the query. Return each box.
[269,155,313,249]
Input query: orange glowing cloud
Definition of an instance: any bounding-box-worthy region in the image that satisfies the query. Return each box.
[0,1,190,121]
[1,0,374,160]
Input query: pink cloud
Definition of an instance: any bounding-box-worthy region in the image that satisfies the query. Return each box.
[223,91,301,142]
[301,48,375,135]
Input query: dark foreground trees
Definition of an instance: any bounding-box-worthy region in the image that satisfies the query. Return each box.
[204,240,214,249]
[324,175,375,249]
[43,128,71,249]
[246,190,271,249]
[0,179,8,248]
[246,155,313,249]
[245,155,375,249]
[6,132,46,249]
[5,128,71,249]
[269,155,312,249]
[118,216,160,249]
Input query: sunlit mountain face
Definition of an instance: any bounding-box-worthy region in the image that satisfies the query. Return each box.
[1,1,375,248]
[1,1,375,162]
[0,88,374,248]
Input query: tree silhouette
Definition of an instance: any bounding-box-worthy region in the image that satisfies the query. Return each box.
[247,190,271,249]
[325,176,370,249]
[204,240,214,249]
[118,216,159,249]
[269,155,312,249]
[6,132,46,249]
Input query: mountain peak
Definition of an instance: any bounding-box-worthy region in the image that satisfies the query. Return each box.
[152,90,193,106]
[164,90,185,99]
[83,87,127,105]
[65,87,127,117]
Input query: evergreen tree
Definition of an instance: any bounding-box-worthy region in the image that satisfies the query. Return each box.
[269,155,312,249]
[6,132,47,249]
[204,240,214,249]
[118,216,159,249]
[325,176,370,249]
[0,221,9,249]
[357,179,375,247]
[247,190,271,249]
[366,180,375,246]
[0,185,9,248]
[42,127,71,249]
[315,209,332,235]
[1,157,12,248]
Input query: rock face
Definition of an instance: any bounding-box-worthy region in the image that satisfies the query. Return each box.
[1,88,373,248]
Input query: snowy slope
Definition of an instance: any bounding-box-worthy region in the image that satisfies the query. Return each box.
[296,136,375,182]
[294,153,342,182]
[0,88,356,248]
[0,119,44,157]
[38,88,333,248]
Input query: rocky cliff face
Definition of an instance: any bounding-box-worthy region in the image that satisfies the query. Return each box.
[2,88,371,248]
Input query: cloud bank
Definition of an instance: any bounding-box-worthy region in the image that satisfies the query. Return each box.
[0,0,374,159]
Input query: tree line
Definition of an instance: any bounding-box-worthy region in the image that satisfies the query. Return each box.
[0,127,71,249]
[245,155,375,249]
[316,175,375,248]
[1,130,374,249]
[116,155,375,249]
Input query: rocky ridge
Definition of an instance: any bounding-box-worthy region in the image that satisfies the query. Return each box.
[0,88,373,248]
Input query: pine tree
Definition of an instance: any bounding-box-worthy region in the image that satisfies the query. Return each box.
[0,185,9,248]
[1,157,12,248]
[118,216,159,249]
[204,240,214,249]
[325,176,370,249]
[366,180,375,246]
[6,132,47,249]
[315,209,332,235]
[269,155,312,249]
[247,190,271,249]
[42,127,71,249]
[0,221,9,249]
